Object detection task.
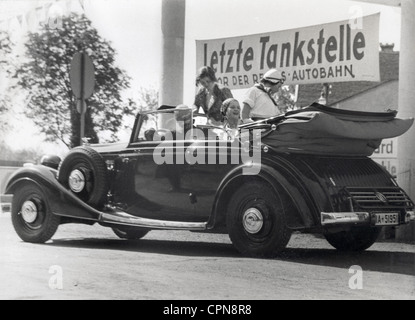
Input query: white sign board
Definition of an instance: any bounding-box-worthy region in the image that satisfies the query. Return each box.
[196,13,380,89]
[372,138,398,159]
[372,138,398,177]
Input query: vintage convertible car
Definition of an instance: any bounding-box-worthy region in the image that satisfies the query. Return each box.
[5,103,415,257]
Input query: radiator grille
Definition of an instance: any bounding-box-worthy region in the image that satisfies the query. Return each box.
[346,187,414,210]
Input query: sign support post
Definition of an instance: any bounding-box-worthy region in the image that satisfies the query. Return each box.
[80,53,86,144]
[69,52,95,146]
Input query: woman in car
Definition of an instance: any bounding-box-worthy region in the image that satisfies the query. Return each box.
[193,66,233,126]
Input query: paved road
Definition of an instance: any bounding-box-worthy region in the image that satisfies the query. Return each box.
[0,212,414,300]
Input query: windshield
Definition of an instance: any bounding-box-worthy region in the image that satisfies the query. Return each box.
[136,107,194,142]
[134,107,244,143]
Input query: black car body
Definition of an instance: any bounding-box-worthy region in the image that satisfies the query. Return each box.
[5,103,415,257]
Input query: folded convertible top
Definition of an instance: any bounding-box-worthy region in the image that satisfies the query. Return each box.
[256,103,414,156]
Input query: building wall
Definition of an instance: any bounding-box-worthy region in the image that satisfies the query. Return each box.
[332,80,399,112]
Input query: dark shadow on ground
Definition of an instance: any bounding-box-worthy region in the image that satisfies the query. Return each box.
[49,237,240,258]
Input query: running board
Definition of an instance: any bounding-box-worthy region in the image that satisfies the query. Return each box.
[100,210,208,231]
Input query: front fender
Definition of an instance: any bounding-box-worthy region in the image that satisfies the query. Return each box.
[6,165,57,194]
[5,165,101,221]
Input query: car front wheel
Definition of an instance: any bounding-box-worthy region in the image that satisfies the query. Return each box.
[226,182,292,258]
[11,183,60,243]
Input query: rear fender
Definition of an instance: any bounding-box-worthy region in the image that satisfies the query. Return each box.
[5,165,101,221]
[209,163,321,230]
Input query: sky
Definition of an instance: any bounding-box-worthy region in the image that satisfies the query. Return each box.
[1,0,402,154]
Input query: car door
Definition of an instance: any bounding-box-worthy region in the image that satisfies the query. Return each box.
[126,111,198,222]
[186,130,238,218]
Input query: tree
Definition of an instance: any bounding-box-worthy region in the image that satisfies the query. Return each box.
[134,85,159,113]
[0,30,12,70]
[14,13,134,148]
[124,85,159,135]
[275,85,298,113]
[0,30,13,137]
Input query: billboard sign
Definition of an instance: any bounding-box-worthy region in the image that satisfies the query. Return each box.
[196,13,380,89]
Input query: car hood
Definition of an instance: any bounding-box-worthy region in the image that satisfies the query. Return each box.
[89,141,129,154]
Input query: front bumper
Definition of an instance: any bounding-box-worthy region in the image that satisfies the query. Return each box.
[321,211,415,226]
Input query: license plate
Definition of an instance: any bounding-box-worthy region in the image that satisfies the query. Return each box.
[375,213,399,226]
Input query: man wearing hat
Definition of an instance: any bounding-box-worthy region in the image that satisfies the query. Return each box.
[241,68,285,123]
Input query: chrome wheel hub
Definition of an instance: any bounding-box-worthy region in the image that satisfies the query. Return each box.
[69,169,85,193]
[21,200,38,223]
[242,208,264,234]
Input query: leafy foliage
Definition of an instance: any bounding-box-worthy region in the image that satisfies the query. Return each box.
[275,85,298,113]
[14,13,134,148]
[0,30,12,70]
[0,30,13,137]
[127,86,159,133]
[134,85,159,113]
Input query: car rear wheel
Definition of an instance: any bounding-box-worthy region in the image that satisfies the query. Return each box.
[11,183,60,243]
[112,227,150,240]
[324,227,382,251]
[226,182,292,258]
[58,146,108,209]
